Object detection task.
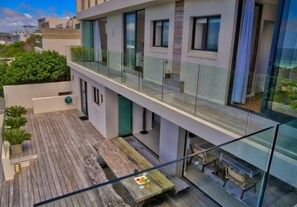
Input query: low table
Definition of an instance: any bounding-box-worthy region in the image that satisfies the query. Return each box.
[94,137,174,204]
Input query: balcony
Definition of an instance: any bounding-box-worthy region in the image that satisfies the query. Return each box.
[66,46,282,138]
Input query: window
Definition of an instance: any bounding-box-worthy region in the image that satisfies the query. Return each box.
[153,20,169,47]
[192,16,220,51]
[93,87,100,105]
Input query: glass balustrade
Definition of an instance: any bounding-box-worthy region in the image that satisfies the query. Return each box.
[34,119,297,207]
[67,46,297,137]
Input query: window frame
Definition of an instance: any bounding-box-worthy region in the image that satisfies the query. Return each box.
[153,19,169,48]
[191,15,221,52]
[93,87,100,106]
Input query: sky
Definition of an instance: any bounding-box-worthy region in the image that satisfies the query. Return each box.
[0,0,76,32]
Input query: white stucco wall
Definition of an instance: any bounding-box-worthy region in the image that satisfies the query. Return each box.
[143,3,175,84]
[3,82,72,108]
[32,95,78,114]
[159,117,186,175]
[71,69,107,138]
[106,14,123,72]
[179,0,238,104]
[71,69,119,138]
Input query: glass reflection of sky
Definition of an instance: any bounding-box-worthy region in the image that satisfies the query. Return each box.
[282,0,297,49]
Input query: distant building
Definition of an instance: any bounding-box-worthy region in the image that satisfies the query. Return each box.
[0,32,11,44]
[38,17,68,29]
[38,17,80,30]
[10,30,35,43]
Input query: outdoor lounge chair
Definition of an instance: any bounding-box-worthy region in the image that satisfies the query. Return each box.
[223,165,257,199]
[190,143,217,172]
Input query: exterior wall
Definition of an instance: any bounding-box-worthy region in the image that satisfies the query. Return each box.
[3,82,72,108]
[32,95,78,114]
[106,14,123,71]
[159,117,186,175]
[71,69,107,138]
[143,3,175,83]
[71,69,119,138]
[180,0,238,104]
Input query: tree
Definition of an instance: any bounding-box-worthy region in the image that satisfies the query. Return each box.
[0,42,25,57]
[0,51,70,96]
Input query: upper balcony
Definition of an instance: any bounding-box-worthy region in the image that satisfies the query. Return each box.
[65,46,291,142]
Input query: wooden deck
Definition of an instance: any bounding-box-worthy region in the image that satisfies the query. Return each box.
[0,110,219,207]
[0,110,104,207]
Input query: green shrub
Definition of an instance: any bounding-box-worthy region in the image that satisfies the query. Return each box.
[3,128,32,145]
[5,105,27,117]
[4,116,27,129]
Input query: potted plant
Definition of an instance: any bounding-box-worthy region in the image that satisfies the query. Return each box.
[4,116,27,129]
[5,105,27,117]
[3,128,32,154]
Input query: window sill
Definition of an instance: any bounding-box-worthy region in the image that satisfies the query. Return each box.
[149,46,168,54]
[187,50,218,60]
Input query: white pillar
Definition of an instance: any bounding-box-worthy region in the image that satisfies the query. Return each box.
[105,88,119,138]
[159,117,185,176]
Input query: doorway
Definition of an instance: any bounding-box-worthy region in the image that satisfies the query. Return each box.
[231,1,277,113]
[80,79,88,117]
[118,95,132,136]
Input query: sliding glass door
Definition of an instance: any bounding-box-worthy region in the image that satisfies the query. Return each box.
[124,10,145,71]
[263,0,297,120]
[124,12,136,69]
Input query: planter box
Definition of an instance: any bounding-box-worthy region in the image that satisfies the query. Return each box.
[10,144,22,154]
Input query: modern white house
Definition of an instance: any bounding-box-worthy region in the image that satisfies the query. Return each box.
[66,0,297,206]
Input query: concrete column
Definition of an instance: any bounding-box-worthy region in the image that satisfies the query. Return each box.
[105,88,119,138]
[159,117,186,176]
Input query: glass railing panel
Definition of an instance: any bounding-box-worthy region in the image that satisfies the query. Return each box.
[184,127,275,207]
[268,75,297,118]
[69,46,83,64]
[161,60,198,115]
[140,56,164,101]
[121,52,140,91]
[261,120,297,207]
[106,50,122,84]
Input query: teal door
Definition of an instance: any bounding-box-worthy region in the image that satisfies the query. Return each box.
[119,95,132,136]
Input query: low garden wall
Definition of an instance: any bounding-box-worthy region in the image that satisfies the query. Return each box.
[3,81,72,108]
[32,95,77,114]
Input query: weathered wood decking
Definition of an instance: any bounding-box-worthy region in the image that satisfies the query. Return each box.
[0,110,105,207]
[0,110,219,207]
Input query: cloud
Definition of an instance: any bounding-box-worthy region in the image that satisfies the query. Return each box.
[24,13,32,19]
[0,7,37,32]
[0,3,75,32]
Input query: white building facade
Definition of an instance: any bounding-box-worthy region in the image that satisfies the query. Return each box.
[67,0,297,206]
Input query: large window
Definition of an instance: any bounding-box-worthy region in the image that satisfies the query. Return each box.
[153,20,169,47]
[192,16,220,51]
